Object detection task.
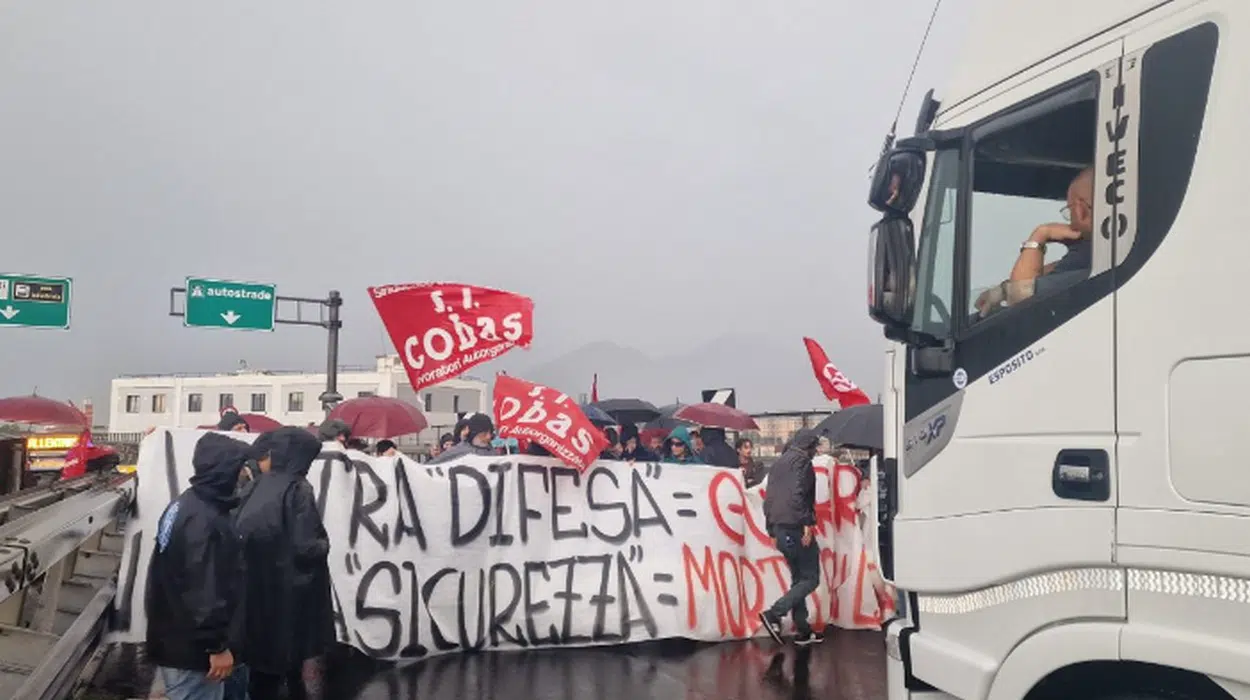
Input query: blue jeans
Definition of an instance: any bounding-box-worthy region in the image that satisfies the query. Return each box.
[766,525,821,635]
[224,663,250,700]
[159,667,224,700]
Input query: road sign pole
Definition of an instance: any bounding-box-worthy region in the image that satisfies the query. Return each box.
[170,285,345,414]
[319,291,343,414]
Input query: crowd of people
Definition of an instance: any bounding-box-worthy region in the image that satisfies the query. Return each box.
[147,411,851,699]
[148,417,334,700]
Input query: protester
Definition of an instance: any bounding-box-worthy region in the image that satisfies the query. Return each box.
[698,427,738,468]
[645,431,665,457]
[439,433,455,452]
[317,419,350,447]
[619,424,657,462]
[232,433,274,529]
[736,437,764,488]
[218,412,250,433]
[452,416,470,444]
[690,428,704,457]
[600,427,624,460]
[759,428,823,647]
[234,428,334,700]
[146,432,250,700]
[225,434,276,700]
[431,413,495,463]
[662,426,703,464]
[376,439,398,457]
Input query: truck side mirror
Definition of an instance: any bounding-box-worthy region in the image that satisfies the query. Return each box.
[869,147,927,216]
[868,216,916,329]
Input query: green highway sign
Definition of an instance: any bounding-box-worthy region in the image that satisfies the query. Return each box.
[0,274,72,330]
[184,277,276,331]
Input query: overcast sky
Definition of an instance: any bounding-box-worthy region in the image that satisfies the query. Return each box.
[0,0,972,417]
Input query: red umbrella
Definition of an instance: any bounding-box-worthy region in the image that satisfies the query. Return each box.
[327,396,428,438]
[196,413,284,432]
[0,395,89,429]
[673,402,759,431]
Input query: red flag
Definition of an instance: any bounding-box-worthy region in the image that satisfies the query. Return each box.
[493,374,607,471]
[591,374,599,403]
[803,337,871,408]
[369,282,535,393]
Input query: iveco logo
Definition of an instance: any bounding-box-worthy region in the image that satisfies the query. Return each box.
[905,414,947,452]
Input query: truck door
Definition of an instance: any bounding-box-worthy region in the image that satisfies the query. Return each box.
[1108,12,1231,666]
[892,41,1128,687]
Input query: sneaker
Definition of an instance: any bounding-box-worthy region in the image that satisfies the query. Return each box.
[758,612,784,644]
[794,630,825,646]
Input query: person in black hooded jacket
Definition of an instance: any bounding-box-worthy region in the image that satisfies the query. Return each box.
[146,432,250,700]
[759,428,823,647]
[698,427,738,468]
[233,427,333,700]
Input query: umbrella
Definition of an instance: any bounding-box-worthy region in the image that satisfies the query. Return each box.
[644,403,692,432]
[673,403,759,431]
[579,404,617,428]
[328,396,428,438]
[814,403,883,450]
[591,398,661,425]
[197,413,284,432]
[0,395,89,429]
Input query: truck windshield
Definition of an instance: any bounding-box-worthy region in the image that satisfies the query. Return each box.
[911,149,959,339]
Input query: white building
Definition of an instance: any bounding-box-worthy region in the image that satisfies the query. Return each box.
[107,355,487,451]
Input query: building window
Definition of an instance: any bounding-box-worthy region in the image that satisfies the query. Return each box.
[288,391,304,412]
[423,393,432,411]
[453,395,460,413]
[125,395,141,413]
[357,391,374,398]
[251,393,267,412]
[219,393,234,412]
[187,393,203,413]
[152,394,167,413]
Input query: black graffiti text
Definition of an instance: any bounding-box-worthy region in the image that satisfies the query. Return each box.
[350,551,658,659]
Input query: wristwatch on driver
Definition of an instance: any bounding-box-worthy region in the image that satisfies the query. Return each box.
[1020,240,1046,253]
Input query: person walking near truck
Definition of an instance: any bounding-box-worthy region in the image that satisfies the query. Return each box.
[759,428,823,646]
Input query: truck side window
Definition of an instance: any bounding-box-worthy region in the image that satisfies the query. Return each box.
[911,150,959,339]
[965,82,1099,325]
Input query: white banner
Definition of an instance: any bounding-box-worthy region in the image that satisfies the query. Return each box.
[108,429,894,660]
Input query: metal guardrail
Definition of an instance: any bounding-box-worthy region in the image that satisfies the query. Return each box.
[0,473,134,698]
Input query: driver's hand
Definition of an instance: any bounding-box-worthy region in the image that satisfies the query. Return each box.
[1033,223,1083,244]
[975,286,1004,316]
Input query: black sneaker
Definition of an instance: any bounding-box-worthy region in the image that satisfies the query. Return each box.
[794,630,825,646]
[758,612,784,644]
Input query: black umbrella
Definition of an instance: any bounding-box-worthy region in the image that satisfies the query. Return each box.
[814,403,883,451]
[579,404,617,428]
[592,398,661,425]
[644,402,693,432]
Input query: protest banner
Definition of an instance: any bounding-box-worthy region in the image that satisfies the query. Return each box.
[108,429,894,660]
[369,283,534,393]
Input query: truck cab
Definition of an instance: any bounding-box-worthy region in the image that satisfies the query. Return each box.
[867,1,1249,699]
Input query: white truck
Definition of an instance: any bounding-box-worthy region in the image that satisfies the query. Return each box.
[866,1,1247,699]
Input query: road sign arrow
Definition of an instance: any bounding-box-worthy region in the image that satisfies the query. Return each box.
[0,306,18,320]
[221,311,241,325]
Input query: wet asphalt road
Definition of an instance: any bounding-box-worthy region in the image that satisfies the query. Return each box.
[329,629,886,700]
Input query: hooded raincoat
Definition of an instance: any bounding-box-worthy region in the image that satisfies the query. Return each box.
[662,426,703,464]
[698,428,738,468]
[146,432,250,672]
[233,427,334,675]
